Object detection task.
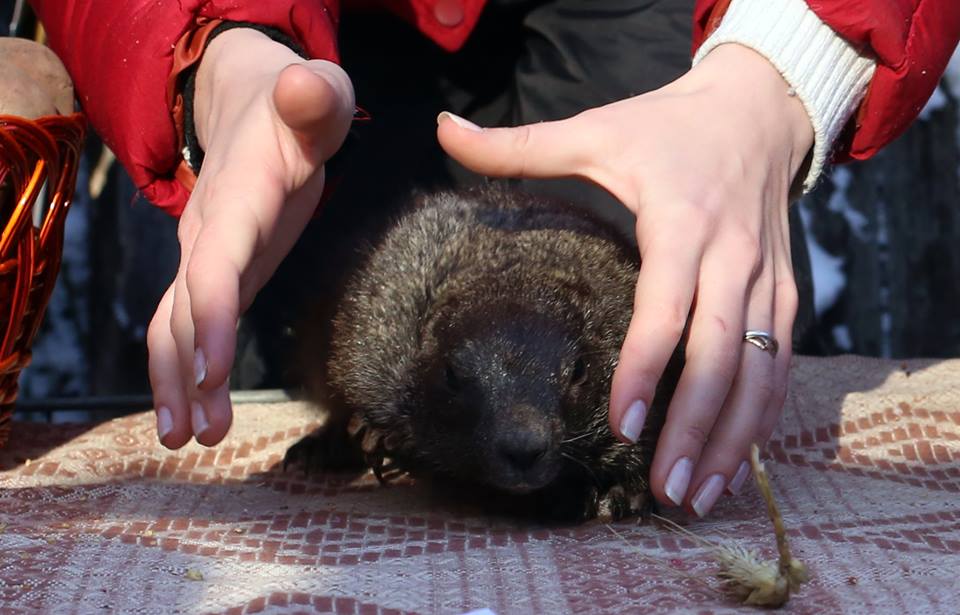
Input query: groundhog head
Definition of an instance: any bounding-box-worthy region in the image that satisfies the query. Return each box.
[405,282,608,494]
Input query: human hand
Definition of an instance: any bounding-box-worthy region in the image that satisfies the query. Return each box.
[437,44,813,516]
[148,28,354,448]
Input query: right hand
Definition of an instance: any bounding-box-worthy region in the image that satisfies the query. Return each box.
[438,43,811,517]
[147,28,355,448]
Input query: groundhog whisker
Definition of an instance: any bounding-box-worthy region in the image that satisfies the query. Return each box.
[561,451,601,487]
[561,431,593,444]
[575,349,617,358]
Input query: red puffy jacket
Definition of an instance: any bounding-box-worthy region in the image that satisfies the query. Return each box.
[31,0,960,216]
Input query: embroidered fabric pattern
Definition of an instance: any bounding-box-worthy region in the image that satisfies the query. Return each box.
[0,356,957,613]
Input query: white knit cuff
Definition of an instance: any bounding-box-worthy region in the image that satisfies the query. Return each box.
[693,0,876,192]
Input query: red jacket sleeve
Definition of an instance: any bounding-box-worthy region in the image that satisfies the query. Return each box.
[30,1,340,215]
[694,0,960,162]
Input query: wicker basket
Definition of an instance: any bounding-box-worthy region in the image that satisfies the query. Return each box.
[0,113,85,447]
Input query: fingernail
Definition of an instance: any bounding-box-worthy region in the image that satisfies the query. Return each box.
[437,111,483,132]
[664,457,693,506]
[691,474,727,518]
[194,348,207,387]
[727,460,751,495]
[619,400,647,443]
[191,401,209,437]
[156,406,173,440]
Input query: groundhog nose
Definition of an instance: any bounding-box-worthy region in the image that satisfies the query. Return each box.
[497,430,550,472]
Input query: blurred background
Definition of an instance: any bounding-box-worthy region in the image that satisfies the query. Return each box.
[7,1,960,420]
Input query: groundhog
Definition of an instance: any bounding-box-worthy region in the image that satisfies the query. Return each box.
[285,187,681,521]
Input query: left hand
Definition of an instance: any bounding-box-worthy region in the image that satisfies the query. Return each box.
[146,29,355,449]
[438,44,814,517]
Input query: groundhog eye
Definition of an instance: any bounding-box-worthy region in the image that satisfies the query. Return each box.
[444,363,462,393]
[570,357,587,386]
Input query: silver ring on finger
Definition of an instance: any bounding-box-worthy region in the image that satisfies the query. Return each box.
[743,330,779,358]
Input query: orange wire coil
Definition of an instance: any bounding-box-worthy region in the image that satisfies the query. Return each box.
[0,113,85,447]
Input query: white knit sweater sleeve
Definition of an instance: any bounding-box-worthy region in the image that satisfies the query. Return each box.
[692,0,877,192]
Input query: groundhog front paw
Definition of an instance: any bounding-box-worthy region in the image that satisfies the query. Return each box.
[595,486,656,523]
[283,422,366,476]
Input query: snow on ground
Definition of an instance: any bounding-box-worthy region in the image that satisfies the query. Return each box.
[944,47,960,101]
[919,85,948,120]
[921,47,960,120]
[832,324,853,351]
[945,47,960,184]
[826,167,869,239]
[806,46,959,338]
[798,202,846,317]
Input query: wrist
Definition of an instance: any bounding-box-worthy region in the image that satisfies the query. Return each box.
[692,0,876,192]
[684,43,814,184]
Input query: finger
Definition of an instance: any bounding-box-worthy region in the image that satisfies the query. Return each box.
[608,227,701,443]
[169,209,227,444]
[686,222,798,516]
[756,269,798,446]
[170,265,233,446]
[147,285,193,449]
[684,269,776,517]
[170,256,198,414]
[274,60,355,162]
[193,379,233,447]
[436,111,596,179]
[648,236,759,508]
[756,210,797,445]
[178,191,253,449]
[185,205,261,393]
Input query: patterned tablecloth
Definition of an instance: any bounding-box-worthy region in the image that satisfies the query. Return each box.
[0,355,958,614]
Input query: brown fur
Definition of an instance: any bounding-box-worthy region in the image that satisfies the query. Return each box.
[287,187,681,521]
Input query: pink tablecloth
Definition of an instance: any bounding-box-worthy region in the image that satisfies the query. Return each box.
[1,356,958,614]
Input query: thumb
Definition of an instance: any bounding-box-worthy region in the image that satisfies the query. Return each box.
[437,111,592,179]
[273,60,355,162]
